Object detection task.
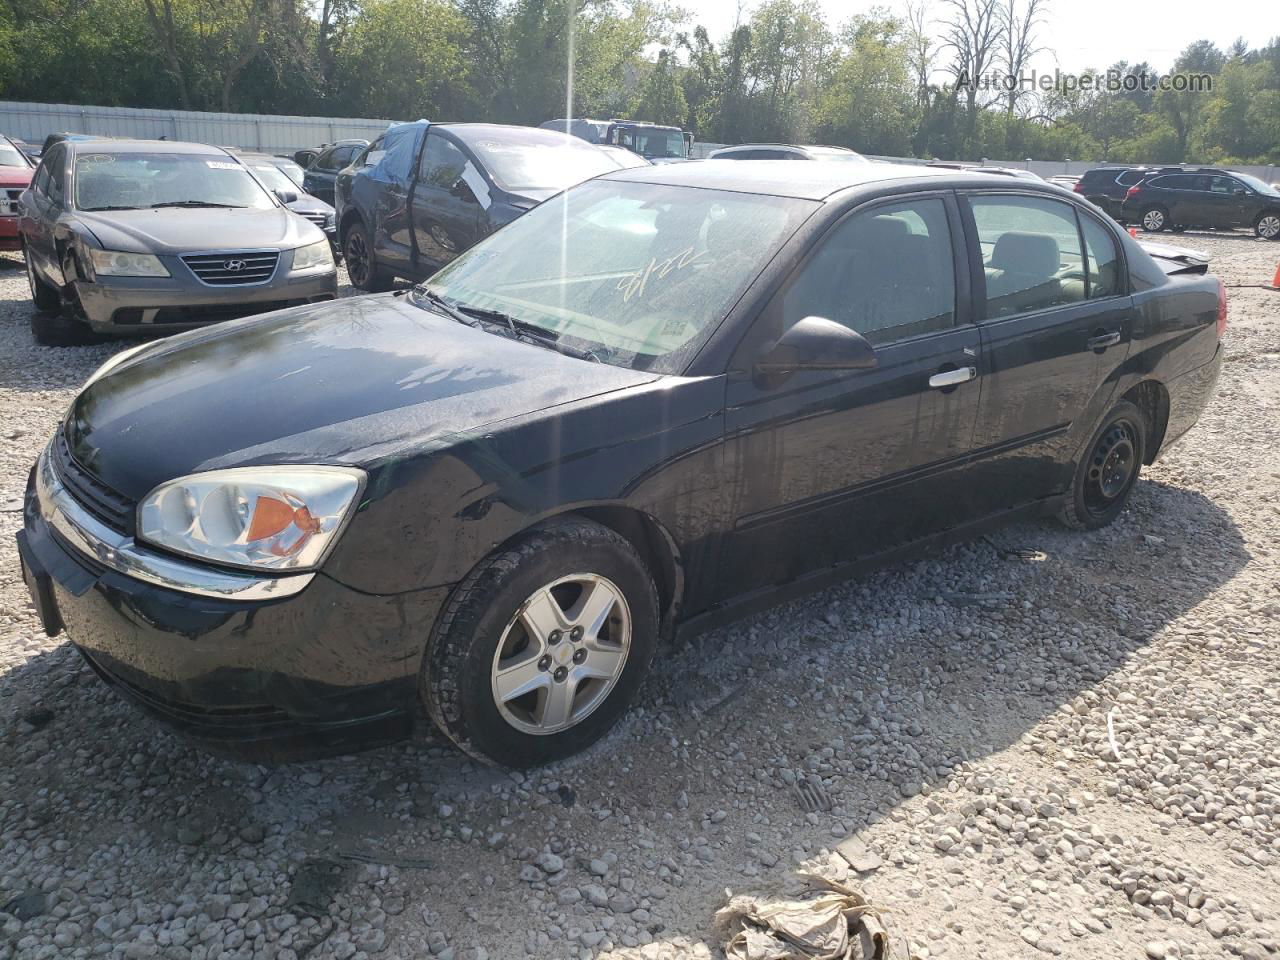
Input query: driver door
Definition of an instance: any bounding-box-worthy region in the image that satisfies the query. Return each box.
[411,131,482,272]
[718,193,984,597]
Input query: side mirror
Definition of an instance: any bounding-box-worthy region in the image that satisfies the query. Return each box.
[755,316,878,377]
[274,188,299,205]
[450,179,477,202]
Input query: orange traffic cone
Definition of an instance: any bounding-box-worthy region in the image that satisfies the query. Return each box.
[1128,227,1138,238]
[1273,260,1280,289]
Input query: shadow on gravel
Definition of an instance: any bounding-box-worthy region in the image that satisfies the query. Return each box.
[0,476,1249,950]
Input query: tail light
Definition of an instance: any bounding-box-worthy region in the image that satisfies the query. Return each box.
[1125,186,1141,200]
[1216,278,1228,338]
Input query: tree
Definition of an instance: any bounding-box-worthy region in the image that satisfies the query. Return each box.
[630,48,687,125]
[996,0,1047,116]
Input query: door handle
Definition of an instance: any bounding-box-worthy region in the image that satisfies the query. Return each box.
[928,366,977,389]
[1087,331,1122,350]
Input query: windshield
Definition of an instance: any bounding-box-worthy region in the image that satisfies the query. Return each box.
[73,152,274,211]
[464,136,619,193]
[617,129,686,159]
[248,161,299,194]
[0,141,29,168]
[423,180,814,373]
[1234,173,1279,197]
[273,159,305,187]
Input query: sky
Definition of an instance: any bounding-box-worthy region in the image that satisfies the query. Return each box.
[673,0,1267,76]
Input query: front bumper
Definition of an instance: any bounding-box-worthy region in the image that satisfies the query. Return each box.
[18,446,450,761]
[74,265,338,335]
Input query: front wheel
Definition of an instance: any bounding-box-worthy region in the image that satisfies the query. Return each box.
[421,518,659,768]
[24,242,61,313]
[342,221,394,292]
[1059,401,1148,531]
[1256,212,1280,241]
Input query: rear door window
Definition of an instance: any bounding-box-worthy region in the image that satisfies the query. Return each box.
[967,194,1086,318]
[781,196,957,344]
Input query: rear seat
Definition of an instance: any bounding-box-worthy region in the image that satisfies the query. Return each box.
[984,231,1085,317]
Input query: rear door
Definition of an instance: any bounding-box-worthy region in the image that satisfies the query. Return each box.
[719,192,985,596]
[410,131,482,271]
[960,191,1134,512]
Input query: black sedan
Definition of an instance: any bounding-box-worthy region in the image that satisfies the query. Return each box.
[17,162,1224,764]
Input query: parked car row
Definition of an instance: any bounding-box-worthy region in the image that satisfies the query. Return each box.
[17,148,1225,767]
[1075,164,1280,239]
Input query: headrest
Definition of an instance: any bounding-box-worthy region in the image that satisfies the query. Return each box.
[990,232,1059,277]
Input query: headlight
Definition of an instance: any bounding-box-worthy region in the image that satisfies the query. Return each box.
[82,341,154,390]
[292,239,333,271]
[138,466,364,573]
[88,249,170,278]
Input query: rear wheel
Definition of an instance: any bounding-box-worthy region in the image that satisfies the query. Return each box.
[1141,207,1168,232]
[1059,401,1148,531]
[1256,212,1280,241]
[342,221,394,292]
[421,518,659,768]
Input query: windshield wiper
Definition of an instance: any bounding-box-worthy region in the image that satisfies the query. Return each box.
[82,205,142,212]
[461,306,599,362]
[411,287,480,327]
[150,201,247,209]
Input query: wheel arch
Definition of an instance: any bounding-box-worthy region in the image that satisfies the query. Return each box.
[338,206,366,243]
[1121,378,1170,464]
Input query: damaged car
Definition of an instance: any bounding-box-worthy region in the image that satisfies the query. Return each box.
[18,139,337,345]
[18,162,1224,764]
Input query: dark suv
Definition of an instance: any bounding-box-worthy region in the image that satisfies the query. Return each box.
[301,140,369,204]
[1121,169,1280,239]
[1073,166,1178,220]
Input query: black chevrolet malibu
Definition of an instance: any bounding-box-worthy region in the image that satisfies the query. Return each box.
[17,161,1224,765]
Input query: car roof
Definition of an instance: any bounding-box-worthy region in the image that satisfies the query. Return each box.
[601,159,994,201]
[67,139,233,156]
[440,123,600,148]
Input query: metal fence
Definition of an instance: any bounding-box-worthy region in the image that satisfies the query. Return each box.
[3,102,1276,182]
[0,101,395,155]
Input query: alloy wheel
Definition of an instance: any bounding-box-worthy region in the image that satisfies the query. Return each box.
[1258,215,1280,240]
[490,573,631,736]
[1084,420,1137,514]
[345,231,369,286]
[1142,209,1165,231]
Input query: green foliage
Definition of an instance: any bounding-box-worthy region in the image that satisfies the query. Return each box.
[0,0,1275,165]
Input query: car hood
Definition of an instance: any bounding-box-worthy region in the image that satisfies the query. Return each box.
[74,207,321,255]
[286,196,334,217]
[66,293,659,500]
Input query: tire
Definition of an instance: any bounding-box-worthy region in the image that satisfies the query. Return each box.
[342,221,394,292]
[1255,212,1280,241]
[421,518,659,768]
[29,275,98,347]
[1141,206,1168,232]
[23,242,60,313]
[1059,400,1148,531]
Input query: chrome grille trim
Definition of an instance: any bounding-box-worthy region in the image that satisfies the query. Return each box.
[181,250,280,287]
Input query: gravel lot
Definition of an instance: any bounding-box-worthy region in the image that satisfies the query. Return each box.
[1,235,1278,960]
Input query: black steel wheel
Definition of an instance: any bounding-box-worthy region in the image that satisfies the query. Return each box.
[1059,400,1148,530]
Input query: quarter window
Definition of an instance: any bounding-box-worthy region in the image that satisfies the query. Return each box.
[969,194,1086,318]
[1116,170,1147,186]
[1081,216,1121,299]
[781,197,956,344]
